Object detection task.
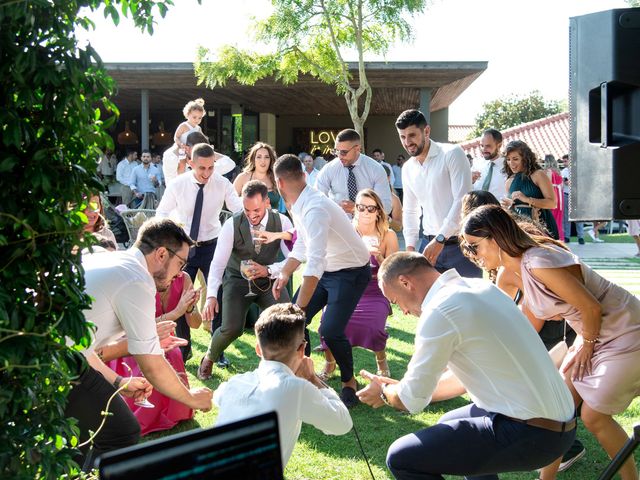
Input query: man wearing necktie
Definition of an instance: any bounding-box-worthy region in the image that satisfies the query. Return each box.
[156,143,243,360]
[471,128,507,201]
[197,180,293,380]
[315,129,391,217]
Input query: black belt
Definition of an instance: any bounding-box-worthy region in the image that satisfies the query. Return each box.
[505,415,577,433]
[194,238,216,247]
[425,235,459,246]
[340,263,370,272]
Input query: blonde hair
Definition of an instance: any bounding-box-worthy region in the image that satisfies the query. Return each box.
[354,189,388,241]
[182,98,205,118]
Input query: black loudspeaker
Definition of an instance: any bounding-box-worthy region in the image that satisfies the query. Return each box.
[569,8,640,220]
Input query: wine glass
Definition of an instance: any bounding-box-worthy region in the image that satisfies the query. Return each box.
[132,375,155,408]
[362,236,380,266]
[240,260,257,297]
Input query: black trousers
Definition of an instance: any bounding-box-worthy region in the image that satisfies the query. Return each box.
[387,404,575,480]
[295,264,371,382]
[419,236,482,278]
[180,239,219,360]
[64,366,140,471]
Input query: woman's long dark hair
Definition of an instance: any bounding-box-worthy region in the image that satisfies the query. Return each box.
[461,204,566,257]
[502,140,541,178]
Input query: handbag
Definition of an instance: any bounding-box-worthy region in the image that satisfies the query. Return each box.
[548,320,569,368]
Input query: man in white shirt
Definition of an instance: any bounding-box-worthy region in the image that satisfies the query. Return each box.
[115,149,139,206]
[560,153,585,244]
[471,128,508,200]
[197,180,293,380]
[65,218,213,469]
[214,303,352,466]
[156,143,243,359]
[315,129,391,216]
[372,148,395,187]
[302,154,319,187]
[391,154,405,202]
[273,154,371,408]
[396,109,481,278]
[357,252,576,479]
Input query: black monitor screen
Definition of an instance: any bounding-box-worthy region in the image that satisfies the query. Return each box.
[97,411,283,480]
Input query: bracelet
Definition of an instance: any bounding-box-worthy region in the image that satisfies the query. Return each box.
[583,336,599,344]
[380,384,391,406]
[186,305,195,314]
[113,375,123,390]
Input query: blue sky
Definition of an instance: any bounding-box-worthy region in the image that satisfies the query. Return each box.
[77,0,628,124]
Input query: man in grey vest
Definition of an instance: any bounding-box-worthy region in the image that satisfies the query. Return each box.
[198,180,293,380]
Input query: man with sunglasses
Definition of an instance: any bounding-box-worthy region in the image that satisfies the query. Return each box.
[395,109,481,278]
[65,218,213,470]
[272,154,371,408]
[315,129,391,216]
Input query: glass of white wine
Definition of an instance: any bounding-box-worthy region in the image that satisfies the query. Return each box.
[240,260,257,297]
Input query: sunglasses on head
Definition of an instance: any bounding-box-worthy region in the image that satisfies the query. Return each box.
[355,204,378,213]
[462,236,489,256]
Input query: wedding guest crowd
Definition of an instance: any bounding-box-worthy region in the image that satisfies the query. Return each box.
[66,105,638,479]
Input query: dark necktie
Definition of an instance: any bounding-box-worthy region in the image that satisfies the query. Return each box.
[189,183,205,243]
[346,165,358,202]
[482,161,494,191]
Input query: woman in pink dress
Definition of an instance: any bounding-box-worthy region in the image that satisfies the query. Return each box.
[318,189,399,379]
[462,205,640,480]
[544,155,565,242]
[103,272,202,435]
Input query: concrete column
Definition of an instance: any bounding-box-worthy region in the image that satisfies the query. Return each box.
[419,87,432,124]
[259,113,277,146]
[141,89,149,150]
[430,108,449,143]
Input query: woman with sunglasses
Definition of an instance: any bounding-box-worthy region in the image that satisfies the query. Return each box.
[318,189,399,379]
[462,205,640,480]
[83,194,117,248]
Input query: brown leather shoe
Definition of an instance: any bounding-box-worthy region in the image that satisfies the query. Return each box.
[197,356,214,381]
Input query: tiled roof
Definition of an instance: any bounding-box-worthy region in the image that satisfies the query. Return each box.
[448,125,474,143]
[459,112,569,161]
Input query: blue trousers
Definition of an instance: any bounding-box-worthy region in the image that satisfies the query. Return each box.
[419,237,482,278]
[387,404,575,480]
[295,264,371,382]
[563,192,584,240]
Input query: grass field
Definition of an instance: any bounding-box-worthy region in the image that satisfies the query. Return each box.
[147,256,640,480]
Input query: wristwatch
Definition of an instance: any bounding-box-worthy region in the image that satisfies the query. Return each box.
[380,384,391,406]
[435,234,446,244]
[267,266,273,277]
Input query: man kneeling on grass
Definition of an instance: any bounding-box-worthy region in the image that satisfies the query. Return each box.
[213,303,353,466]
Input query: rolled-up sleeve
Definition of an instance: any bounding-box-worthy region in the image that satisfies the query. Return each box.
[300,383,352,435]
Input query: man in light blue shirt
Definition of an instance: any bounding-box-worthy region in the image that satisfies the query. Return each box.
[129,150,162,208]
[315,129,391,216]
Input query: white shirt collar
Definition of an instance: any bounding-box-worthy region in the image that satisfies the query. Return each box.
[421,268,460,311]
[257,358,295,377]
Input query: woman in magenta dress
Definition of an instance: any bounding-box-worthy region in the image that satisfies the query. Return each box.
[544,155,565,241]
[318,189,399,379]
[105,272,202,435]
[462,205,640,480]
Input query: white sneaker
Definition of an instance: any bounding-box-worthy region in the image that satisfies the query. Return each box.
[586,229,597,241]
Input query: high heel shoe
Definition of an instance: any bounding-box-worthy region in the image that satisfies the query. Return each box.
[317,361,336,381]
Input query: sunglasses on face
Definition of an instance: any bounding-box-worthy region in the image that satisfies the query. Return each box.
[355,204,379,213]
[461,237,489,256]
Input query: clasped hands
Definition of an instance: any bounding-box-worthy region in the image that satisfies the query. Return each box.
[356,369,398,408]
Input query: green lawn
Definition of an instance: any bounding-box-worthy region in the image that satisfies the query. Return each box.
[147,266,640,480]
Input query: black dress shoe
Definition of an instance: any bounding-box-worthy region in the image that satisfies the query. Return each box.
[340,386,360,409]
[216,353,231,368]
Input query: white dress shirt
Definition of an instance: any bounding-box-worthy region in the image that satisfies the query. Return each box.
[472,157,507,200]
[289,185,370,279]
[396,269,575,421]
[392,165,403,189]
[82,248,162,356]
[214,360,352,466]
[116,158,139,186]
[381,160,395,186]
[315,154,392,213]
[305,168,319,187]
[156,170,243,242]
[401,140,472,247]
[206,210,293,298]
